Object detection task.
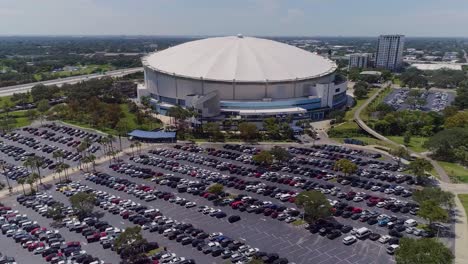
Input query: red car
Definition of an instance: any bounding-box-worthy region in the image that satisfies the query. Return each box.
[45,252,63,261]
[28,242,45,251]
[66,241,81,247]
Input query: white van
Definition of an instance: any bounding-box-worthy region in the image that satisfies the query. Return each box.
[355,227,371,239]
[280,194,291,201]
[404,219,417,227]
[143,209,157,216]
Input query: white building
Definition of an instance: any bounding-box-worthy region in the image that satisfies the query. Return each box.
[138,35,347,121]
[375,35,405,71]
[348,53,372,69]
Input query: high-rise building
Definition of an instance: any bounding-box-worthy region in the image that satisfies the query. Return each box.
[375,35,405,70]
[348,53,372,69]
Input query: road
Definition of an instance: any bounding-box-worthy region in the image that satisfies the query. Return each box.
[0,67,143,96]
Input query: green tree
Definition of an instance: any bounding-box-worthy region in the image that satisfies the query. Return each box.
[334,159,358,177]
[115,119,129,151]
[17,177,26,195]
[37,99,50,124]
[353,81,369,99]
[328,110,345,123]
[114,226,148,262]
[202,122,224,142]
[47,204,65,221]
[69,192,96,219]
[403,131,411,146]
[252,150,274,165]
[413,187,454,208]
[140,95,151,109]
[453,82,468,109]
[395,237,453,264]
[390,146,408,167]
[445,111,468,128]
[417,200,449,224]
[424,128,468,163]
[26,109,38,122]
[270,146,291,163]
[263,117,281,140]
[207,183,224,195]
[295,191,332,223]
[407,158,432,184]
[238,122,258,142]
[26,174,37,194]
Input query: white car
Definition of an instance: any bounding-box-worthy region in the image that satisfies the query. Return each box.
[386,245,399,254]
[353,196,364,202]
[376,202,386,208]
[343,235,357,245]
[378,235,391,244]
[185,202,196,208]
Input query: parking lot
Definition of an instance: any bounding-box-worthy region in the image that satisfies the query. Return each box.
[0,140,455,264]
[0,122,130,189]
[384,88,455,112]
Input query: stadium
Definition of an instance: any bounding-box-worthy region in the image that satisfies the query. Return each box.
[138,35,348,120]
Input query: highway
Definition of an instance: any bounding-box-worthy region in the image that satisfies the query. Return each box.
[0,67,143,96]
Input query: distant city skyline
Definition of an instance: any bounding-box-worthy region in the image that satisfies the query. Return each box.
[0,0,467,37]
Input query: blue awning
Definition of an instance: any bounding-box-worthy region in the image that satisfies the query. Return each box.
[128,130,176,139]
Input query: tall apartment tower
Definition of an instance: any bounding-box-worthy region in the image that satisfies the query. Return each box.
[375,35,405,71]
[348,53,372,69]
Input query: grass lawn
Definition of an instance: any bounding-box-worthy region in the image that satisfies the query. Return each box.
[62,103,161,136]
[344,88,379,121]
[438,161,468,183]
[387,136,429,153]
[292,219,307,226]
[332,136,393,149]
[0,110,32,128]
[146,247,163,256]
[0,95,12,106]
[34,64,113,81]
[458,194,468,218]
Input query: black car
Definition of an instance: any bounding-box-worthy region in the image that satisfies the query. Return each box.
[326,230,341,240]
[228,215,241,223]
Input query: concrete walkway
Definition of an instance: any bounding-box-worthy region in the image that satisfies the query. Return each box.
[353,86,452,183]
[350,86,468,263]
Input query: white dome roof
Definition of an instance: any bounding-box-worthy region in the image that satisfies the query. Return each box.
[143,36,337,83]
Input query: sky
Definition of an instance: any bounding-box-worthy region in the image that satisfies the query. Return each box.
[0,0,467,37]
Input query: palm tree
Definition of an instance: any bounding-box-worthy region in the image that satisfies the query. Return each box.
[61,163,71,181]
[106,134,116,153]
[76,144,87,170]
[23,157,35,173]
[32,156,44,185]
[134,141,142,155]
[88,154,96,171]
[129,143,135,157]
[26,175,36,194]
[53,150,64,164]
[55,163,64,183]
[17,177,26,195]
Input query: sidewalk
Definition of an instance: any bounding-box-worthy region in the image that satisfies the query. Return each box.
[454,195,468,264]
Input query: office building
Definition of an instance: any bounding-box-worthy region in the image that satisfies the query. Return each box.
[348,53,372,69]
[375,35,405,70]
